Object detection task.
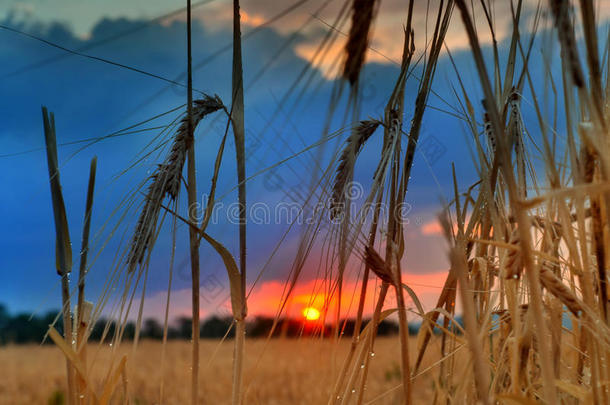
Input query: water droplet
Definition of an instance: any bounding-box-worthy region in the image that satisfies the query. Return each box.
[360,364,365,369]
[351,389,356,394]
[370,352,375,357]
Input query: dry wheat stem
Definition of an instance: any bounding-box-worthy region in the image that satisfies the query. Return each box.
[185,2,201,404]
[42,107,77,405]
[231,1,247,404]
[455,2,560,402]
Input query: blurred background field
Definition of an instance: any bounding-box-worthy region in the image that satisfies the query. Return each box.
[0,337,440,405]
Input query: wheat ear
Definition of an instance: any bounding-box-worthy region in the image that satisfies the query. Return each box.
[330,120,380,219]
[127,95,223,272]
[343,0,378,85]
[539,262,583,316]
[363,245,395,285]
[549,0,585,88]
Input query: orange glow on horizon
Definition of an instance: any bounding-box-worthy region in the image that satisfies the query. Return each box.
[302,307,321,321]
[142,271,453,321]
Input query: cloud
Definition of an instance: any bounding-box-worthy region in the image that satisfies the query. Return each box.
[4,0,610,70]
[139,270,451,322]
[184,0,531,75]
[421,219,443,236]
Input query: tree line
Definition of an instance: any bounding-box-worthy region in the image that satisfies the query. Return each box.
[0,303,428,345]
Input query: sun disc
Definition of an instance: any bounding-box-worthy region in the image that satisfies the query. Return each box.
[303,307,320,321]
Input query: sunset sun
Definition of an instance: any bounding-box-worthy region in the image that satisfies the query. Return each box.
[302,307,321,321]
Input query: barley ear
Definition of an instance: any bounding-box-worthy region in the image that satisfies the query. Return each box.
[330,120,380,219]
[540,263,583,317]
[363,245,396,286]
[549,0,585,88]
[343,0,378,85]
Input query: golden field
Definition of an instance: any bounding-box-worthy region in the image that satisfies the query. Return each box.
[0,337,445,404]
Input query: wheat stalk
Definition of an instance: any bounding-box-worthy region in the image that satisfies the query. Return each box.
[42,107,76,405]
[184,3,200,404]
[126,95,223,273]
[455,1,558,402]
[230,2,247,404]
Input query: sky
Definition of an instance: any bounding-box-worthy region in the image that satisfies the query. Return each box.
[0,0,606,323]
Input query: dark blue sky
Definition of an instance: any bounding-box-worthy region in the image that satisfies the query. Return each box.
[0,2,573,318]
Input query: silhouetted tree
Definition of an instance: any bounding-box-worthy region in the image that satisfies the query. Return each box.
[247,316,275,337]
[175,316,192,339]
[142,318,163,339]
[201,316,234,338]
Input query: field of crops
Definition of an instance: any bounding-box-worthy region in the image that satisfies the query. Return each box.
[0,337,443,404]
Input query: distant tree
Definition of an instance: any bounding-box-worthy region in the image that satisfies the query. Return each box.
[89,318,116,342]
[0,304,9,344]
[247,316,274,338]
[408,322,420,336]
[0,310,60,344]
[339,319,357,336]
[0,304,8,327]
[123,321,136,340]
[142,318,163,339]
[175,316,192,339]
[201,316,234,338]
[376,319,399,336]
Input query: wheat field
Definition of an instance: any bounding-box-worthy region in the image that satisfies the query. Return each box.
[0,337,441,405]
